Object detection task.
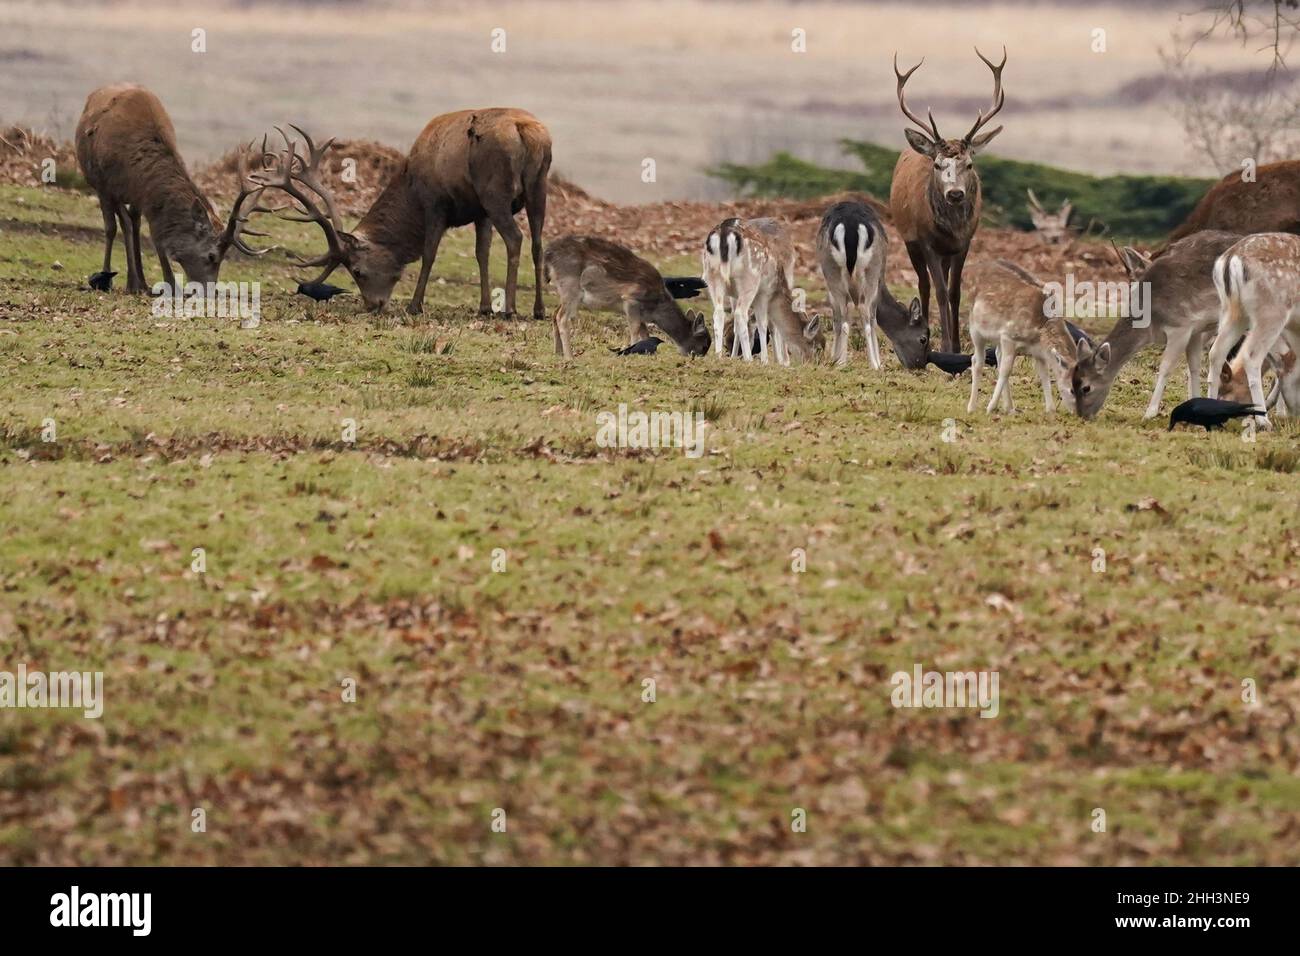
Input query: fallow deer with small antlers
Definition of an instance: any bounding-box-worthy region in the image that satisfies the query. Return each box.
[255,110,551,316]
[890,47,1007,353]
[75,84,270,293]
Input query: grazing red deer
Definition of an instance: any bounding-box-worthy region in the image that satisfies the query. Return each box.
[256,110,550,316]
[702,217,794,358]
[889,48,1006,353]
[724,220,825,365]
[1160,161,1300,253]
[75,84,268,292]
[545,235,711,358]
[1206,232,1300,428]
[1070,231,1240,420]
[966,260,1077,414]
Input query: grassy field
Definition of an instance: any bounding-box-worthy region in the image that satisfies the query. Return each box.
[2,183,1299,866]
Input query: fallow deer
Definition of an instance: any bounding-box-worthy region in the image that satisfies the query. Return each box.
[890,47,1007,352]
[723,220,826,365]
[817,201,897,366]
[75,84,269,293]
[1026,189,1073,245]
[544,235,711,358]
[1160,160,1300,254]
[255,110,550,316]
[702,217,794,358]
[966,260,1077,414]
[1070,231,1240,420]
[1206,232,1300,428]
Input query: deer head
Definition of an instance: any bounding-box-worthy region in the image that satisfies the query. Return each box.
[1026,189,1073,245]
[894,47,1006,207]
[172,145,273,285]
[254,125,400,311]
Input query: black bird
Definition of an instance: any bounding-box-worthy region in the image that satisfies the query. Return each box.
[87,271,116,292]
[1168,397,1265,431]
[611,336,664,355]
[925,349,999,376]
[296,281,350,303]
[1065,321,1094,349]
[663,276,708,300]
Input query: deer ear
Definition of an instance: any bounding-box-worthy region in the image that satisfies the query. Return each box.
[908,297,923,324]
[803,314,823,341]
[1094,341,1111,371]
[967,125,1002,152]
[1220,362,1234,384]
[1076,338,1094,361]
[690,311,707,335]
[904,129,938,157]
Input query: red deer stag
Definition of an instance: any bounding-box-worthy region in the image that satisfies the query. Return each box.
[256,111,551,316]
[75,84,269,293]
[1158,161,1300,255]
[889,48,1007,352]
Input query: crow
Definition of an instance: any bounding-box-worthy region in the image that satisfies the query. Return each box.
[926,349,999,376]
[611,336,663,355]
[87,271,116,292]
[1168,397,1265,431]
[296,281,350,303]
[663,276,708,300]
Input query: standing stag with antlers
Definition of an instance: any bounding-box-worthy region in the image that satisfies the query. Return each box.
[255,110,551,316]
[889,48,1007,353]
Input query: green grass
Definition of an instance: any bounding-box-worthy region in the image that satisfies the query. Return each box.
[0,184,1297,865]
[710,140,1216,240]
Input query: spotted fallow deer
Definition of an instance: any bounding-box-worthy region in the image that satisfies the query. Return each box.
[1069,231,1241,420]
[966,260,1077,414]
[544,235,711,358]
[702,217,794,358]
[1206,233,1300,428]
[75,84,270,293]
[890,48,1006,353]
[723,220,825,365]
[255,110,550,316]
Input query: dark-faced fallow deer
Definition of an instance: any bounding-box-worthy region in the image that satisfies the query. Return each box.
[75,84,269,293]
[966,260,1077,414]
[889,48,1006,353]
[255,110,550,316]
[1206,232,1300,428]
[817,201,898,366]
[545,235,711,358]
[1070,231,1240,420]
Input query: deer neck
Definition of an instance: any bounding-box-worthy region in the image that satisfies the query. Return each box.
[1097,314,1158,385]
[355,167,426,265]
[145,164,220,246]
[927,177,979,249]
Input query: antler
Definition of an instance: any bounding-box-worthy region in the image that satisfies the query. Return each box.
[893,53,942,142]
[217,144,275,259]
[252,125,348,276]
[963,45,1007,145]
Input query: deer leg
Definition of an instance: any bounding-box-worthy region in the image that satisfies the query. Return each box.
[474,217,493,315]
[1145,328,1190,418]
[905,241,931,329]
[753,295,772,365]
[923,248,954,352]
[827,285,851,366]
[96,196,117,276]
[624,302,649,346]
[524,177,548,320]
[128,207,147,291]
[988,340,1016,414]
[967,330,984,414]
[861,285,883,370]
[551,278,581,358]
[1243,335,1275,429]
[155,244,177,296]
[486,204,523,318]
[947,250,968,349]
[115,204,143,293]
[1185,330,1203,400]
[1035,356,1055,413]
[733,284,757,362]
[1207,317,1248,399]
[407,214,447,316]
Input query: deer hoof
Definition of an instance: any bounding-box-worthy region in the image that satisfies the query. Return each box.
[406,303,423,316]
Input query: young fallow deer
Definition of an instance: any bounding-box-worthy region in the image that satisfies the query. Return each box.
[967,260,1077,414]
[1070,231,1240,420]
[702,217,794,358]
[75,84,270,292]
[815,201,929,368]
[890,48,1007,353]
[721,219,825,364]
[544,235,711,358]
[254,110,550,316]
[1206,232,1300,428]
[1026,189,1073,245]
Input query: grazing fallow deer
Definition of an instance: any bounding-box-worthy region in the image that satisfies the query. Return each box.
[1026,189,1073,245]
[1206,232,1300,428]
[544,235,711,358]
[966,260,1077,414]
[702,217,794,358]
[724,220,825,365]
[255,110,551,315]
[1070,231,1240,420]
[75,84,270,292]
[890,47,1007,352]
[816,201,892,366]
